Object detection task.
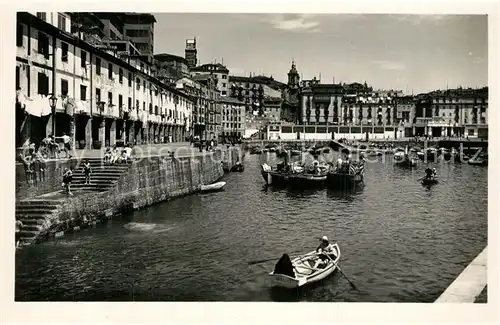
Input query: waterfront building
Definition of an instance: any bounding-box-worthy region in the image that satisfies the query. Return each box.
[15,11,193,152]
[413,87,488,139]
[191,73,221,140]
[175,76,207,140]
[190,63,229,96]
[220,97,246,142]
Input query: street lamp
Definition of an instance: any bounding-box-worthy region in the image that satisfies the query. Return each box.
[49,94,57,136]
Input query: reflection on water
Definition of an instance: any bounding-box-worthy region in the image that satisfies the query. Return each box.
[15,150,487,302]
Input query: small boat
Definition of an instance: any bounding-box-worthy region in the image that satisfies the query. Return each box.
[269,244,341,289]
[421,178,439,186]
[393,148,417,167]
[201,181,226,192]
[231,162,244,172]
[290,149,301,156]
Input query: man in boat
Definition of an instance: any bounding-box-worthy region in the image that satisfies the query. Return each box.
[424,167,434,180]
[273,253,295,277]
[314,236,336,268]
[432,168,437,178]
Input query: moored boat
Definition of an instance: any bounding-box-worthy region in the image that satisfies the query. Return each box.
[326,160,365,189]
[269,244,341,289]
[393,147,417,167]
[201,181,227,192]
[261,162,328,187]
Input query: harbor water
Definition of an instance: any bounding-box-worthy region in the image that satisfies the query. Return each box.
[15,151,488,302]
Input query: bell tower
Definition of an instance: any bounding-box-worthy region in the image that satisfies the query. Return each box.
[287,60,300,89]
[185,37,197,69]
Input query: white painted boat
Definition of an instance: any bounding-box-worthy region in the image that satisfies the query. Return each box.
[269,243,341,289]
[201,181,226,192]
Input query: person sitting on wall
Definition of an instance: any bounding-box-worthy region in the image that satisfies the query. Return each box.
[104,147,112,165]
[110,146,120,165]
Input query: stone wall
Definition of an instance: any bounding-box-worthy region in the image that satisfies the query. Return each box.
[30,147,241,243]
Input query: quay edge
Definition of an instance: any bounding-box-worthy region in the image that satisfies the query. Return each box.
[15,146,242,247]
[435,246,487,303]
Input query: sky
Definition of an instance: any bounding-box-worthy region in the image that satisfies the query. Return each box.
[153,14,488,94]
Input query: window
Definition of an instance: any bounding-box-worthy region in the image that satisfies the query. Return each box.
[16,23,23,47]
[16,66,20,90]
[61,42,68,62]
[96,58,101,75]
[136,78,140,90]
[108,63,113,79]
[81,51,87,68]
[37,72,49,95]
[143,102,145,111]
[221,91,227,96]
[108,92,113,105]
[222,75,227,79]
[128,73,132,87]
[128,97,132,110]
[37,32,49,58]
[61,79,68,96]
[143,80,146,92]
[57,14,67,32]
[80,85,87,101]
[36,12,46,21]
[222,83,226,87]
[119,68,123,83]
[118,94,123,109]
[96,88,101,102]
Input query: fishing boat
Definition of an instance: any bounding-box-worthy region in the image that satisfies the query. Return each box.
[269,244,341,289]
[261,162,328,187]
[201,181,226,192]
[421,178,438,186]
[231,162,244,172]
[326,160,365,189]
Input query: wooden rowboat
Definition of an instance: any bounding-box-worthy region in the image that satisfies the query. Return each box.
[421,178,438,186]
[269,244,341,289]
[201,181,226,192]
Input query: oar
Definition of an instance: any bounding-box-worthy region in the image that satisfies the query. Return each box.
[325,252,357,290]
[247,251,302,266]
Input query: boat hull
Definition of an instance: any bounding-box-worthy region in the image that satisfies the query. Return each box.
[261,170,327,187]
[421,178,438,186]
[269,245,341,289]
[326,172,363,189]
[201,181,226,192]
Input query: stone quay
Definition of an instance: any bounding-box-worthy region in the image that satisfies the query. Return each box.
[15,143,243,247]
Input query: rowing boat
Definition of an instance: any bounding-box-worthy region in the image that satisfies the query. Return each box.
[421,178,438,186]
[269,243,341,289]
[201,181,226,192]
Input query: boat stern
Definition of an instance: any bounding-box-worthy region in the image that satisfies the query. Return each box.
[269,272,300,289]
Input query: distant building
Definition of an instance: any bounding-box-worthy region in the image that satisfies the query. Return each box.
[190,63,229,96]
[185,38,197,69]
[122,13,157,63]
[190,73,221,140]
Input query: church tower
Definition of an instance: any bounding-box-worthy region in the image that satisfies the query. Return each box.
[185,37,197,69]
[287,60,300,89]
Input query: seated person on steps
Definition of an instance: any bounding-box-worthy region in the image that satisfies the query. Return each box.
[314,236,336,268]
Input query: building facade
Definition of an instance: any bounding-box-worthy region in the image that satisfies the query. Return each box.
[190,63,229,96]
[220,97,246,141]
[16,12,192,152]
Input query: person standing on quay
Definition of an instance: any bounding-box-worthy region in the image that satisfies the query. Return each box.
[62,167,74,196]
[82,159,92,184]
